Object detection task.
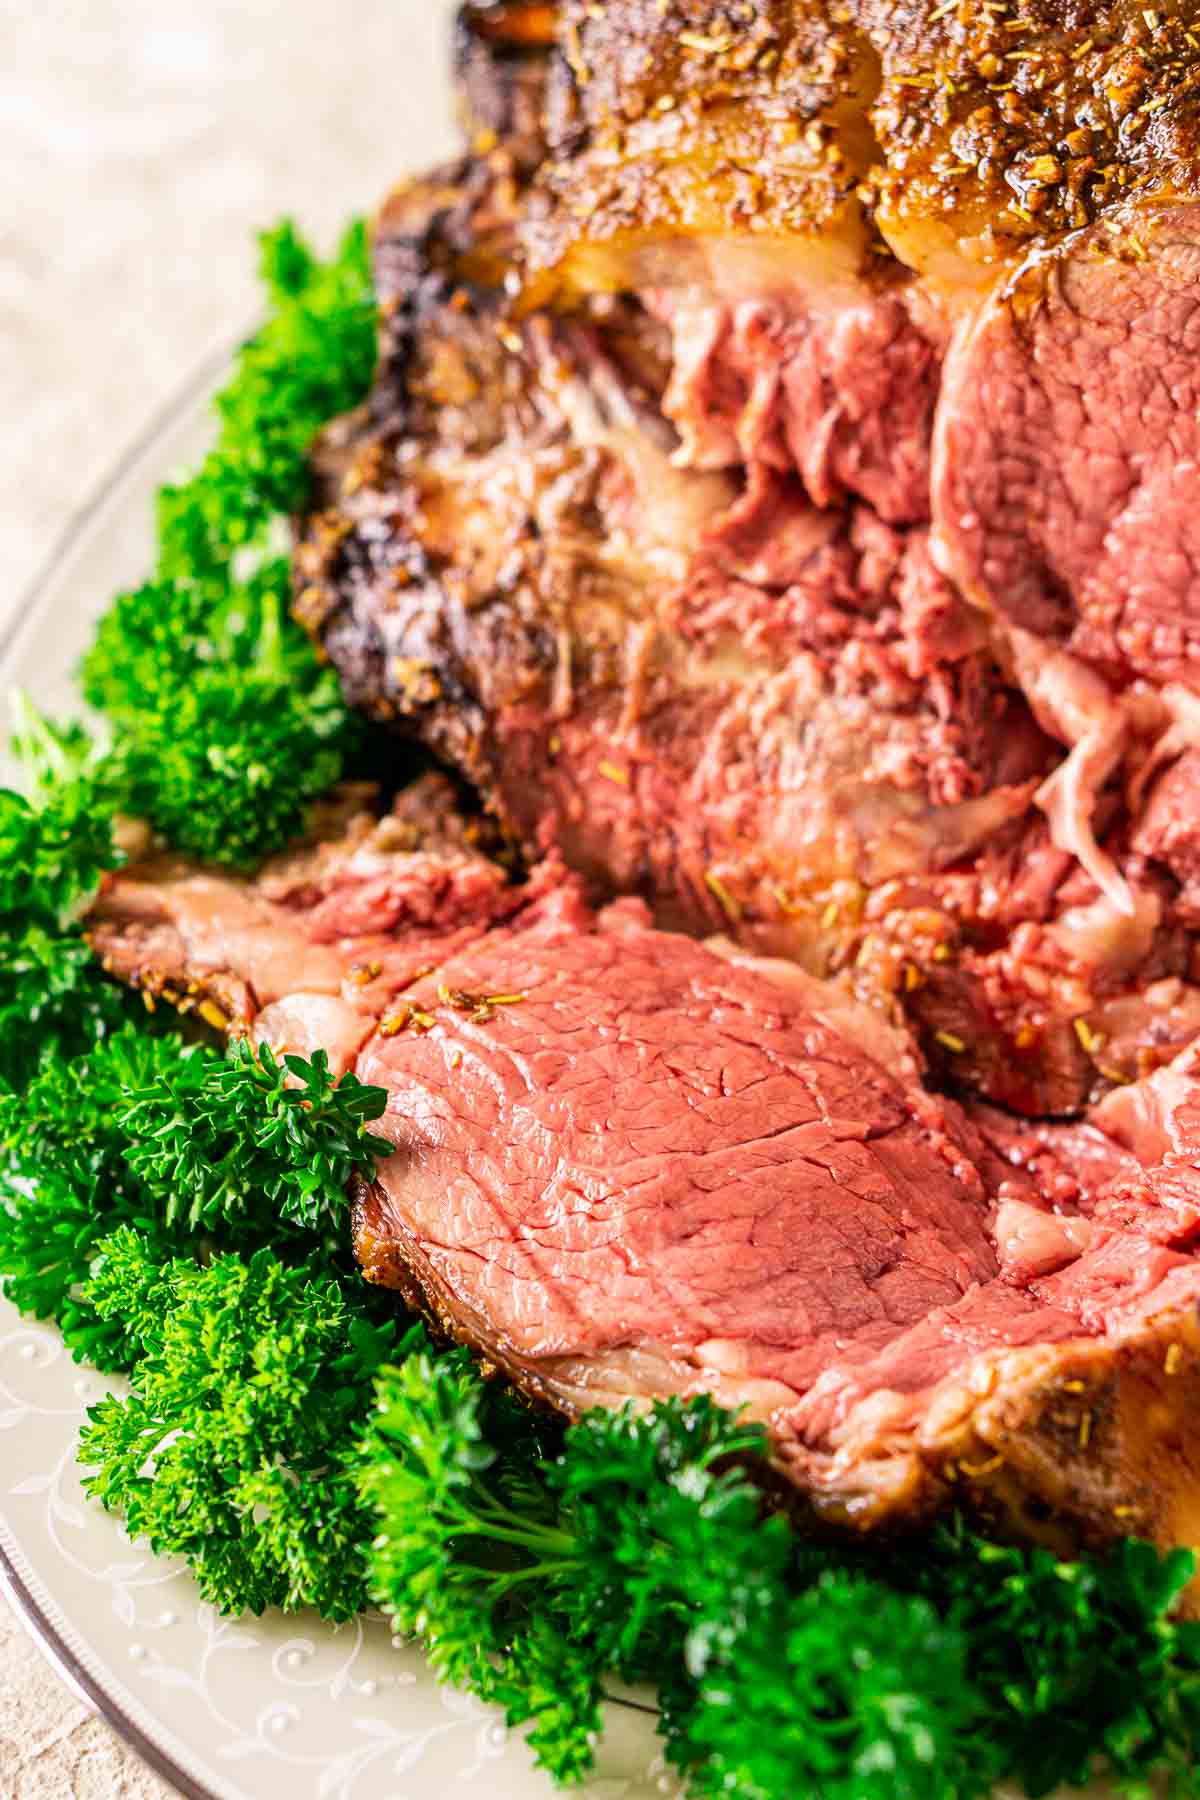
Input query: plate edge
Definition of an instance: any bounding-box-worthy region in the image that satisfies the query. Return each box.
[0,339,249,1800]
[0,1523,216,1800]
[0,330,246,672]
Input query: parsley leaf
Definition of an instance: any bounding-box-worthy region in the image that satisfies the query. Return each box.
[118,1037,393,1235]
[905,1524,1200,1798]
[0,1029,197,1368]
[79,1231,404,1620]
[361,1350,1200,1797]
[677,1572,979,1800]
[362,1348,578,1706]
[363,1355,974,1792]
[0,704,130,1090]
[0,1026,392,1367]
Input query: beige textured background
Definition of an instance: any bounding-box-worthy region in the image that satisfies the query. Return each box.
[1,2,456,1794]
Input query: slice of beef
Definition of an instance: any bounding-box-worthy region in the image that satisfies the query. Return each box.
[86,795,1200,1559]
[934,201,1200,685]
[932,200,1200,920]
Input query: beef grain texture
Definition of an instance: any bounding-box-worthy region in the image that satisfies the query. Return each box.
[935,200,1200,683]
[86,784,1200,1561]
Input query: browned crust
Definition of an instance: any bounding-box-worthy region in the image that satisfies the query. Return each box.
[352,1171,586,1407]
[863,0,1200,240]
[788,1315,1200,1569]
[946,1321,1200,1565]
[292,159,665,830]
[520,0,1200,296]
[524,0,881,298]
[85,892,256,1037]
[293,161,518,779]
[353,1171,1200,1588]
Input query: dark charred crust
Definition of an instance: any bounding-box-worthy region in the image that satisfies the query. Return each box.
[372,155,523,316]
[294,161,532,795]
[294,498,499,794]
[294,157,669,856]
[454,2,558,170]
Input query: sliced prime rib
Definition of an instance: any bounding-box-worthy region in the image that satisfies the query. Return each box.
[294,156,1200,1116]
[85,782,1200,1556]
[521,2,1200,571]
[525,4,1200,920]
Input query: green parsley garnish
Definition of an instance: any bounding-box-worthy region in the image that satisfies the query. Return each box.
[80,219,376,868]
[0,1029,196,1369]
[80,1231,404,1620]
[0,704,129,1091]
[117,1037,393,1236]
[360,1349,1200,1797]
[0,1025,392,1371]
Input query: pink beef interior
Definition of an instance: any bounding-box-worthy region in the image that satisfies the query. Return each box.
[86,787,1200,1531]
[299,167,1200,1125]
[933,202,1200,682]
[359,908,999,1403]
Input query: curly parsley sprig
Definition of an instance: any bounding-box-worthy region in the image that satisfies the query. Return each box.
[64,1212,1200,1800]
[118,1037,393,1235]
[0,1022,393,1370]
[80,219,376,868]
[0,218,390,1356]
[80,1232,405,1620]
[360,1350,1200,1798]
[360,1352,976,1793]
[0,703,131,1092]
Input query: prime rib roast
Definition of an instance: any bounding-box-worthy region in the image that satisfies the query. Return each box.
[83,1,1200,1563]
[86,777,1200,1555]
